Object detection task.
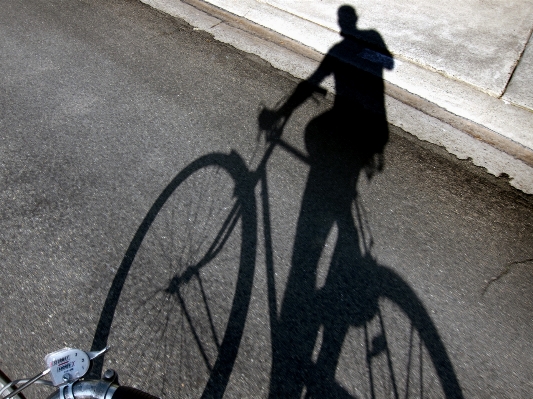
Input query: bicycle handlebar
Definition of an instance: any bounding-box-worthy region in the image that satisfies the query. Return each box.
[0,348,160,399]
[44,380,160,399]
[112,386,160,399]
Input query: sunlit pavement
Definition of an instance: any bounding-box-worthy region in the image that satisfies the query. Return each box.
[0,1,532,398]
[146,0,533,194]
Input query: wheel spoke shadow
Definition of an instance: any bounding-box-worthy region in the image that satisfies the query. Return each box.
[90,152,257,399]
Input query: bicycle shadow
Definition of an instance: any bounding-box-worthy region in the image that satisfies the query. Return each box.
[89,5,464,399]
[261,5,464,399]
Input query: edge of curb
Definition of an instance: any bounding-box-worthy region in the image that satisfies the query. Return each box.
[145,0,533,193]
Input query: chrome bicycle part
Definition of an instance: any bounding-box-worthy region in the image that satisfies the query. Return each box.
[1,369,50,399]
[0,347,111,399]
[47,379,119,399]
[85,348,109,362]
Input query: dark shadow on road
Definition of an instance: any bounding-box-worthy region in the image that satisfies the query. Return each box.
[259,5,464,399]
[90,5,463,399]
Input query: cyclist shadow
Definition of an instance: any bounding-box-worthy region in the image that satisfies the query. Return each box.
[88,5,464,398]
[262,5,463,399]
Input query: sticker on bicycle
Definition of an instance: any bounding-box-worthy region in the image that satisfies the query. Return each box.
[44,348,90,386]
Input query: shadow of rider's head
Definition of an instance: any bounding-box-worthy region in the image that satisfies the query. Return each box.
[338,4,358,36]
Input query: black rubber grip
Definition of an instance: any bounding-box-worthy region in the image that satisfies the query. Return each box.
[112,386,161,399]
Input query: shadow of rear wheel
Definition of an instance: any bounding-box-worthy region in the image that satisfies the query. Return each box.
[329,266,463,399]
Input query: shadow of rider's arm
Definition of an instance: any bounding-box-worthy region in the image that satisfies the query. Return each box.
[258,59,331,138]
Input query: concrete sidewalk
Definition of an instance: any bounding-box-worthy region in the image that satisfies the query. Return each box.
[142,0,533,193]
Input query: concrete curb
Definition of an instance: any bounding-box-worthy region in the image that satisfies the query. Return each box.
[142,0,533,194]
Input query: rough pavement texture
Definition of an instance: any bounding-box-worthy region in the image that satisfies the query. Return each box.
[0,0,532,398]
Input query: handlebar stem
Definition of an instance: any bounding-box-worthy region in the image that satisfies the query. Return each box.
[46,380,119,399]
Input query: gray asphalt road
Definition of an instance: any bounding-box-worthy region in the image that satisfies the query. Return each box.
[1,1,532,398]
